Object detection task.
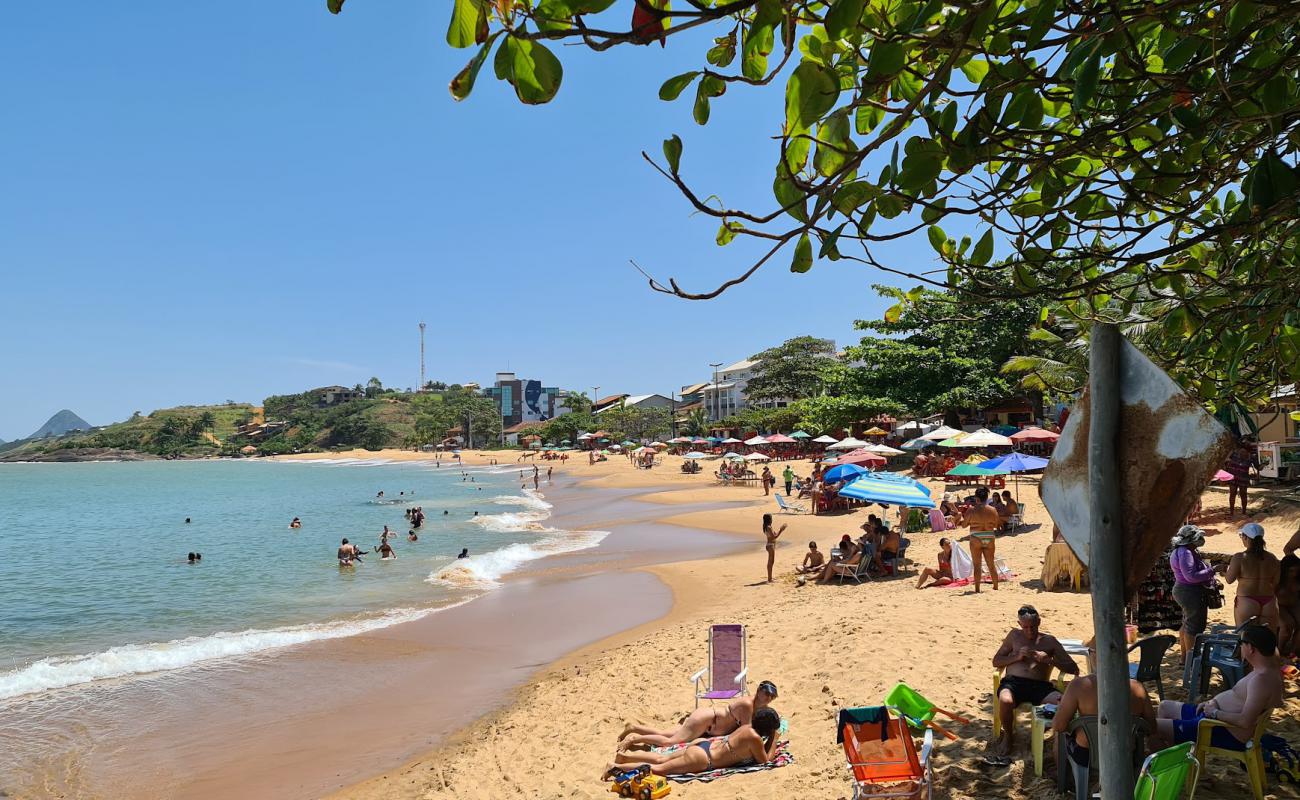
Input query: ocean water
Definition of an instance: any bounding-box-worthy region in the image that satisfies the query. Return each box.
[0,459,602,702]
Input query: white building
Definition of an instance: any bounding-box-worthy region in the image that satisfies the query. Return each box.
[701,359,760,421]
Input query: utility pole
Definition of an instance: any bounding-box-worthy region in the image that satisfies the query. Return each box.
[670,391,677,439]
[592,386,600,414]
[709,362,723,426]
[1089,323,1134,798]
[418,322,426,390]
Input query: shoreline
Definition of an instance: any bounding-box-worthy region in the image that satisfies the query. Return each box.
[323,449,1300,800]
[0,457,752,800]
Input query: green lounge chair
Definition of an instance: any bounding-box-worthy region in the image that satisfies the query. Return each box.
[1134,742,1198,800]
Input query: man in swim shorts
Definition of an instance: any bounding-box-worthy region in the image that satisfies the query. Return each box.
[991,605,1079,755]
[617,680,778,750]
[963,486,1003,591]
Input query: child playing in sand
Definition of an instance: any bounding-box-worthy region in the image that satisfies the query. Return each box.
[797,541,825,574]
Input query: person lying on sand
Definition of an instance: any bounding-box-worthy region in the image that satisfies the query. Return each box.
[609,709,781,777]
[618,681,777,750]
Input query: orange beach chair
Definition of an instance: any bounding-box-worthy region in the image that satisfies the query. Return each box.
[840,706,934,800]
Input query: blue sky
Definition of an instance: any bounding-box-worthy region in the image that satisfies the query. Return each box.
[0,3,951,440]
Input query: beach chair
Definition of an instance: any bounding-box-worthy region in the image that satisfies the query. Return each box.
[691,624,748,709]
[882,538,913,577]
[830,549,873,584]
[775,494,807,514]
[990,666,1068,740]
[1193,716,1268,800]
[883,682,971,741]
[1054,715,1151,797]
[840,706,933,800]
[1135,742,1199,800]
[1128,635,1175,700]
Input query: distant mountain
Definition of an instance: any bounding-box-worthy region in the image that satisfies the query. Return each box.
[29,410,93,439]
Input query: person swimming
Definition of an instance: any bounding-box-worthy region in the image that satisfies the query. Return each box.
[408,529,418,542]
[457,548,469,559]
[185,518,191,524]
[289,517,302,529]
[187,552,198,563]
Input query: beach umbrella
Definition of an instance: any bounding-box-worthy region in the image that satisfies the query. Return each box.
[790,431,811,439]
[839,474,936,508]
[979,453,1049,472]
[744,435,770,446]
[683,451,709,459]
[1213,469,1234,482]
[723,452,745,460]
[669,436,692,444]
[721,437,743,444]
[868,444,905,456]
[745,452,771,461]
[1010,426,1061,443]
[692,437,709,444]
[947,463,1007,477]
[708,436,725,443]
[900,437,929,451]
[920,425,963,441]
[823,463,868,483]
[812,434,839,444]
[862,426,889,436]
[560,439,572,444]
[650,441,668,448]
[828,450,888,467]
[621,440,636,446]
[959,428,1015,448]
[896,420,932,436]
[937,432,971,447]
[765,433,797,444]
[829,436,869,450]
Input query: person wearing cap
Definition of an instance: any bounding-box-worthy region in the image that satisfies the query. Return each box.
[1154,625,1282,753]
[990,605,1079,756]
[1169,524,1219,664]
[617,680,778,751]
[1226,522,1280,629]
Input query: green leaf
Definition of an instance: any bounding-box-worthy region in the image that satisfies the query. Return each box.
[773,165,809,222]
[790,233,813,273]
[785,61,839,133]
[813,110,852,177]
[959,58,989,85]
[717,222,738,246]
[883,303,902,323]
[1247,151,1299,211]
[866,41,905,80]
[447,0,485,49]
[742,0,781,80]
[819,222,847,260]
[693,85,712,125]
[825,0,865,40]
[707,33,737,68]
[1073,51,1101,114]
[927,225,946,253]
[832,181,875,214]
[497,37,563,104]
[659,71,699,101]
[327,0,346,14]
[970,229,994,265]
[855,103,884,135]
[662,134,683,173]
[920,197,946,224]
[449,35,499,101]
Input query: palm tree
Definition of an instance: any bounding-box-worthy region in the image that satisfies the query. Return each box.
[682,407,708,437]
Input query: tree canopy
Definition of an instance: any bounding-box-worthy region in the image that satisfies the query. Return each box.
[745,335,839,402]
[329,0,1300,404]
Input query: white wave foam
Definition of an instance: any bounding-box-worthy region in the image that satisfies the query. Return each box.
[0,604,463,702]
[426,528,608,589]
[490,489,552,513]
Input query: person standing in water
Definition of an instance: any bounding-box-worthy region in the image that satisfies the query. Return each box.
[457,548,469,559]
[762,513,787,583]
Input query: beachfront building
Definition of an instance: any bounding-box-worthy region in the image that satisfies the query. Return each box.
[593,394,629,413]
[502,420,547,447]
[700,359,756,421]
[483,372,564,428]
[616,394,675,410]
[1251,385,1299,443]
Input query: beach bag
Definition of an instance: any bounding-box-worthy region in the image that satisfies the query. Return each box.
[1206,580,1225,610]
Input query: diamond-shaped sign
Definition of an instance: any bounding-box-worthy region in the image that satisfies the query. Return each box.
[1041,338,1234,599]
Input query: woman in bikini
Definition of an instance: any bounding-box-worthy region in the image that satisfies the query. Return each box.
[617,681,778,750]
[609,708,782,777]
[762,513,787,583]
[1275,556,1300,657]
[916,538,954,589]
[1226,522,1280,629]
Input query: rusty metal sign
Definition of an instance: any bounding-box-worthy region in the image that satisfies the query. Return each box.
[1041,338,1235,599]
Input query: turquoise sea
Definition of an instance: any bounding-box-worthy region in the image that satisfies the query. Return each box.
[0,458,601,701]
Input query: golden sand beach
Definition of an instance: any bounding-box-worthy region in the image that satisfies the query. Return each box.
[277,448,1300,800]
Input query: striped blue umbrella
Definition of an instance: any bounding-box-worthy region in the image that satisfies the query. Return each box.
[838,473,936,508]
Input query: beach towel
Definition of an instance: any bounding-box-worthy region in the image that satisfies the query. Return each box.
[650,739,794,783]
[927,508,951,532]
[949,541,974,582]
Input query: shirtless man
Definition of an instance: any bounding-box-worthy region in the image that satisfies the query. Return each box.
[963,486,1003,591]
[337,538,362,566]
[618,681,777,750]
[1051,674,1154,773]
[991,605,1080,755]
[1153,625,1282,752]
[610,708,782,777]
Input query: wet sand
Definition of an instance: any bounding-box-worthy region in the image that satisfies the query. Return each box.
[0,481,747,800]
